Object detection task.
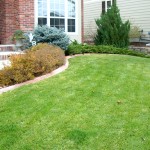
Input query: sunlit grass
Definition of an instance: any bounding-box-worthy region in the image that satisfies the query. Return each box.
[0,54,150,150]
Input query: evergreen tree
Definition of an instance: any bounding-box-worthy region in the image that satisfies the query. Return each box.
[94,2,130,48]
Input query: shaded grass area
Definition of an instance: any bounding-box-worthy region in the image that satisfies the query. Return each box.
[0,54,150,150]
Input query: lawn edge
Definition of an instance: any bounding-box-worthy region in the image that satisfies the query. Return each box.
[0,53,147,94]
[0,56,73,94]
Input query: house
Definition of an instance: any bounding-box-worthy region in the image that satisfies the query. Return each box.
[0,0,84,44]
[84,0,150,43]
[0,0,150,45]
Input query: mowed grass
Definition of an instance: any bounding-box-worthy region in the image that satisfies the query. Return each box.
[0,54,150,150]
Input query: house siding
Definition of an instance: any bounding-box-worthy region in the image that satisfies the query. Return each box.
[83,0,150,42]
[84,0,101,42]
[117,0,150,37]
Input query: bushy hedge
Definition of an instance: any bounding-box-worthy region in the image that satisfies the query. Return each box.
[33,26,70,50]
[0,43,65,87]
[65,43,150,58]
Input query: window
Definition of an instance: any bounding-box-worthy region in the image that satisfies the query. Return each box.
[102,0,112,14]
[102,1,105,15]
[38,0,47,25]
[68,0,75,32]
[37,0,77,33]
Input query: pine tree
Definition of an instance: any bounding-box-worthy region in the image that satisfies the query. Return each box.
[94,2,130,48]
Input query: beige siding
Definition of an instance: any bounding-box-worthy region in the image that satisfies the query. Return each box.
[117,0,150,38]
[84,0,150,41]
[84,0,102,42]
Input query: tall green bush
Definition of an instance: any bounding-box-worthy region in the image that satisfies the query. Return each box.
[33,25,70,50]
[94,2,130,48]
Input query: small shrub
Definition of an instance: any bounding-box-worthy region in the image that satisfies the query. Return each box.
[129,25,141,38]
[0,43,65,87]
[33,25,70,50]
[11,30,25,41]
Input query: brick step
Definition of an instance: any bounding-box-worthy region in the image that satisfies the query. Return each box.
[0,44,16,52]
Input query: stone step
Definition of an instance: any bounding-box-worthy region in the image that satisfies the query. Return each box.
[0,60,11,70]
[0,51,23,60]
[0,44,16,52]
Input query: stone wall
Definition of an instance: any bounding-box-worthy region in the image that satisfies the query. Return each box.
[129,46,150,55]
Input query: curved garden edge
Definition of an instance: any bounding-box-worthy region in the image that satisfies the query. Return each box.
[0,53,148,94]
[0,53,87,94]
[0,56,70,94]
[0,54,87,94]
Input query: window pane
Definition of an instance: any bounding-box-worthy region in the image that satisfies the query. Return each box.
[50,18,54,26]
[50,0,65,17]
[38,0,47,16]
[102,1,105,14]
[50,10,55,16]
[107,1,111,9]
[68,19,75,32]
[54,10,60,17]
[68,0,76,17]
[55,18,59,25]
[68,19,75,26]
[50,18,65,29]
[38,18,47,26]
[59,10,65,17]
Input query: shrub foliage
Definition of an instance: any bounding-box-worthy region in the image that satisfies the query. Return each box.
[0,43,65,87]
[66,43,150,58]
[33,26,70,50]
[94,3,130,48]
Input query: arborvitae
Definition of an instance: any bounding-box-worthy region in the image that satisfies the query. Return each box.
[94,2,130,48]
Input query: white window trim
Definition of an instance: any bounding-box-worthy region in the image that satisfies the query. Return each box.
[34,0,78,35]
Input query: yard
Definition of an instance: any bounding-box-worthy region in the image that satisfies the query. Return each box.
[0,54,150,149]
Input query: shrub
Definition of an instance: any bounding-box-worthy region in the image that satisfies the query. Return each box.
[129,25,141,38]
[33,25,70,50]
[94,2,130,48]
[66,43,150,58]
[0,43,65,87]
[11,30,25,41]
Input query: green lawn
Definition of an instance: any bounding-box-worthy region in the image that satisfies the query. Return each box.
[0,54,150,150]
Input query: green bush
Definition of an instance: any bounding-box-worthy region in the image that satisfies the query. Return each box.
[94,2,130,48]
[0,43,65,87]
[66,43,150,58]
[33,25,70,50]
